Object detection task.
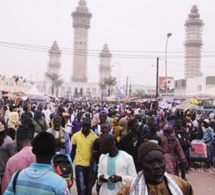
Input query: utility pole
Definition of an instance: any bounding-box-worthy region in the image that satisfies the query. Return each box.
[126,76,128,96]
[156,57,159,98]
[129,83,132,96]
[165,33,172,94]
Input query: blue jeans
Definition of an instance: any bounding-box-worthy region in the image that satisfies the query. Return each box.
[75,165,90,195]
[212,156,215,168]
[184,148,190,169]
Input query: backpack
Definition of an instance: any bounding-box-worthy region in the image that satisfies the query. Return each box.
[51,152,73,188]
[176,129,190,150]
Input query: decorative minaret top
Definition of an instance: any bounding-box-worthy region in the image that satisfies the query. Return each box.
[72,0,92,29]
[184,5,204,79]
[49,41,61,56]
[71,0,92,82]
[100,44,112,58]
[188,5,200,19]
[47,41,61,76]
[99,44,112,81]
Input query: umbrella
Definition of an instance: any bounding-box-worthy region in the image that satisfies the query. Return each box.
[2,93,19,99]
[106,97,117,102]
[136,99,148,103]
[184,98,199,105]
[44,93,57,98]
[173,102,199,112]
[123,96,139,103]
[28,96,47,101]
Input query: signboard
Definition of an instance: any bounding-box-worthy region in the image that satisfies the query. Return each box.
[159,76,174,96]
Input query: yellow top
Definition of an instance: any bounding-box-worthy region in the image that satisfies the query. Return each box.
[72,129,97,166]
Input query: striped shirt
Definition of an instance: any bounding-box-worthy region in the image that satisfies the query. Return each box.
[4,163,70,195]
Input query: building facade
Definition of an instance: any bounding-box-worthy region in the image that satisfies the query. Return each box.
[175,76,215,97]
[184,5,204,79]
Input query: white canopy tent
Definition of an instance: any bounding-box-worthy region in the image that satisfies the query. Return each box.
[25,85,44,96]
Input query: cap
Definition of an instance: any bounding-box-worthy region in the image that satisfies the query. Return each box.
[203,119,209,124]
[99,109,107,114]
[82,117,91,124]
[138,142,163,162]
[53,115,62,122]
[16,125,33,141]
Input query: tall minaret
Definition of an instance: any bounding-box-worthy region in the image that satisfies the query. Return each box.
[184,5,204,79]
[99,44,112,81]
[47,41,61,76]
[71,0,92,82]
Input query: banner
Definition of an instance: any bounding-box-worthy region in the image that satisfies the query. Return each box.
[159,77,174,96]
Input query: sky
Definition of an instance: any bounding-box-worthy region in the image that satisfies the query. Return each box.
[0,0,215,88]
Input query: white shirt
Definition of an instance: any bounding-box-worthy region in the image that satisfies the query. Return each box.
[98,150,136,195]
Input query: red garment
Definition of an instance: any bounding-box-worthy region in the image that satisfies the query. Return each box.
[160,134,186,175]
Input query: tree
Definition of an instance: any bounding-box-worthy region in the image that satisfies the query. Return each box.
[45,73,60,95]
[55,78,64,97]
[103,76,117,96]
[132,89,145,99]
[98,81,107,100]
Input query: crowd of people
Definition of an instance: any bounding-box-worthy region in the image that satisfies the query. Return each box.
[0,98,214,194]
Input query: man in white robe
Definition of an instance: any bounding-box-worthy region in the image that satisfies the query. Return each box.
[97,134,136,195]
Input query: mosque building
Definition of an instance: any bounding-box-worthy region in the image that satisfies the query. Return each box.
[35,0,157,99]
[37,0,105,99]
[175,5,215,97]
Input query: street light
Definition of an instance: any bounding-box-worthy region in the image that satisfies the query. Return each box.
[165,32,172,94]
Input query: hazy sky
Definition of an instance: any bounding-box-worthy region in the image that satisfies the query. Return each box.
[0,0,215,87]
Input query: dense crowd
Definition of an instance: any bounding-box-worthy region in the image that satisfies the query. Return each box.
[0,98,214,194]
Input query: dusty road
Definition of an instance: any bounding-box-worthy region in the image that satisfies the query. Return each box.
[71,168,215,195]
[186,168,215,195]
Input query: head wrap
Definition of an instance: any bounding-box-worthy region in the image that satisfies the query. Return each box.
[163,122,174,132]
[209,113,214,120]
[138,142,164,162]
[99,109,107,114]
[16,125,32,141]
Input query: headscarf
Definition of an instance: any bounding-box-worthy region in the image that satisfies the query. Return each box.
[163,122,174,134]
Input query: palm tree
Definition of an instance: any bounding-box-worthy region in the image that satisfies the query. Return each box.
[45,73,60,95]
[132,89,145,99]
[103,76,117,96]
[55,79,64,97]
[98,81,107,100]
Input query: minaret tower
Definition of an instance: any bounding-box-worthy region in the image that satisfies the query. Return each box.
[184,5,204,79]
[71,0,92,82]
[47,41,61,76]
[99,44,112,81]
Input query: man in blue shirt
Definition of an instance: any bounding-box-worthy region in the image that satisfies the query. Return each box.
[202,119,213,163]
[4,132,70,195]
